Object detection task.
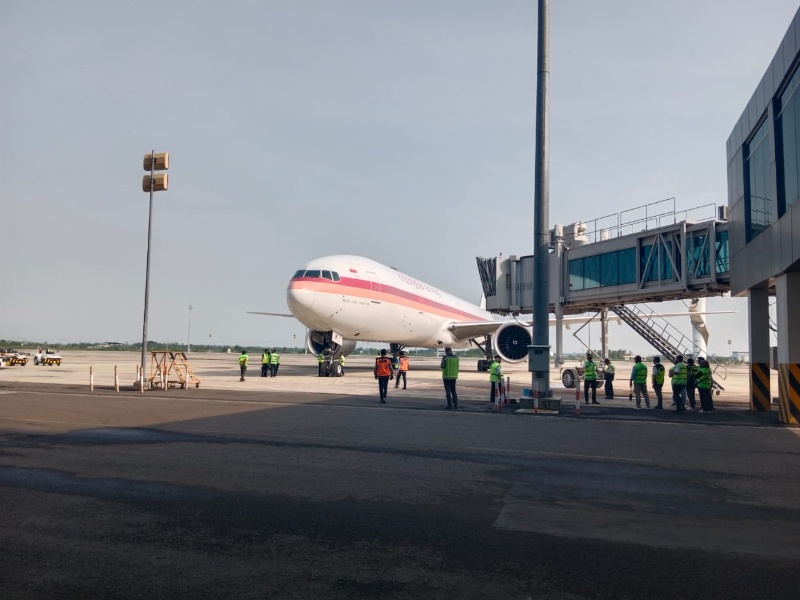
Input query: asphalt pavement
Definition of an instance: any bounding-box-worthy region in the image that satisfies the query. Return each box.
[1,379,799,599]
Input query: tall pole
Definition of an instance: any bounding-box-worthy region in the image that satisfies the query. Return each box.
[531,0,551,395]
[138,150,168,389]
[141,151,155,385]
[187,304,193,353]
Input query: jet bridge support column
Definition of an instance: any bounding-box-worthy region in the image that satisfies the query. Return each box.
[600,309,609,360]
[776,273,800,424]
[554,302,564,368]
[748,288,771,413]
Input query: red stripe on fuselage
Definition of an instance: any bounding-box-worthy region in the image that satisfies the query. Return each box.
[289,277,488,322]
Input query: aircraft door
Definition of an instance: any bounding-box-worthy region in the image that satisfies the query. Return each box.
[366,271,380,301]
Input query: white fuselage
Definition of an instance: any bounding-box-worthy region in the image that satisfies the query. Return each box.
[286,255,496,348]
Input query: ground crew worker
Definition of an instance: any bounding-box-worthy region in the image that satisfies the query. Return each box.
[629,355,650,409]
[317,353,324,377]
[339,354,345,376]
[395,351,409,388]
[261,349,270,377]
[669,355,688,412]
[685,357,698,409]
[270,350,280,377]
[374,349,393,403]
[238,350,249,382]
[696,357,715,413]
[489,355,503,404]
[603,358,615,399]
[441,347,459,410]
[583,353,599,404]
[651,356,665,409]
[391,352,400,373]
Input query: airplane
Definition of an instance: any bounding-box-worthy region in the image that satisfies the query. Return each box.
[250,254,730,368]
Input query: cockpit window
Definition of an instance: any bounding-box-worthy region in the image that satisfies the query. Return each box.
[332,271,340,281]
[305,269,321,278]
[292,270,306,279]
[322,270,332,280]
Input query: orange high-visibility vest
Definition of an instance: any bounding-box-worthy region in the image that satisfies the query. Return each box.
[398,357,409,371]
[375,357,392,377]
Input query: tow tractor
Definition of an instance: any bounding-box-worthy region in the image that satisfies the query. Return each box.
[34,350,62,366]
[559,362,605,388]
[0,348,29,366]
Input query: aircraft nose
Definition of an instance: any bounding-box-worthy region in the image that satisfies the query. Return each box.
[287,286,316,317]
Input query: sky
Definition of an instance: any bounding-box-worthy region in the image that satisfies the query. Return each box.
[1,0,796,355]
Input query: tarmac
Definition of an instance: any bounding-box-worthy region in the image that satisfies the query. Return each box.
[2,350,798,599]
[0,350,785,425]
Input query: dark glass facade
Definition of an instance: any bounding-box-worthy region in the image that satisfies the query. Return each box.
[726,6,800,295]
[744,118,772,241]
[777,64,800,212]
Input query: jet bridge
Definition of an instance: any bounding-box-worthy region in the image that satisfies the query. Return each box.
[477,199,731,367]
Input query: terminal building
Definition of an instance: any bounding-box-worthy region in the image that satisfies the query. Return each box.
[726,6,800,424]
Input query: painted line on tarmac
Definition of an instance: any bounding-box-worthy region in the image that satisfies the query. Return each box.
[0,416,105,427]
[466,446,652,464]
[169,427,338,442]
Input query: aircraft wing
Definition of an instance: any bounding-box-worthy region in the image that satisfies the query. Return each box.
[247,311,294,318]
[447,321,506,341]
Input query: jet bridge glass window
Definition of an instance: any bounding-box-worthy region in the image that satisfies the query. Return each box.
[688,234,710,278]
[569,258,584,291]
[617,248,636,284]
[715,230,730,274]
[599,252,619,286]
[582,255,600,289]
[744,117,772,241]
[570,249,636,291]
[778,64,800,212]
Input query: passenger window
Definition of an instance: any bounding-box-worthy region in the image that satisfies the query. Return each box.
[322,270,332,280]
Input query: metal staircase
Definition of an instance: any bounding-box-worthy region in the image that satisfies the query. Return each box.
[610,304,727,380]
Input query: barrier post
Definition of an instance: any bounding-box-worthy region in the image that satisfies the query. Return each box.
[163,365,169,390]
[90,366,94,392]
[114,365,120,393]
[575,374,581,416]
[534,381,539,414]
[504,376,510,404]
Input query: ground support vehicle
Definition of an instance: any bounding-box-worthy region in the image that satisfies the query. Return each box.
[34,352,62,366]
[559,363,606,388]
[1,350,28,366]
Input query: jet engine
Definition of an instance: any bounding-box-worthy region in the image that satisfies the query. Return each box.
[492,322,532,363]
[306,330,356,357]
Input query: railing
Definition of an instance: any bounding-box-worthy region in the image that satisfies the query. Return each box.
[561,198,719,246]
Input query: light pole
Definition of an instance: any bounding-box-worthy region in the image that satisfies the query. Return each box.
[140,151,169,389]
[187,304,193,353]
